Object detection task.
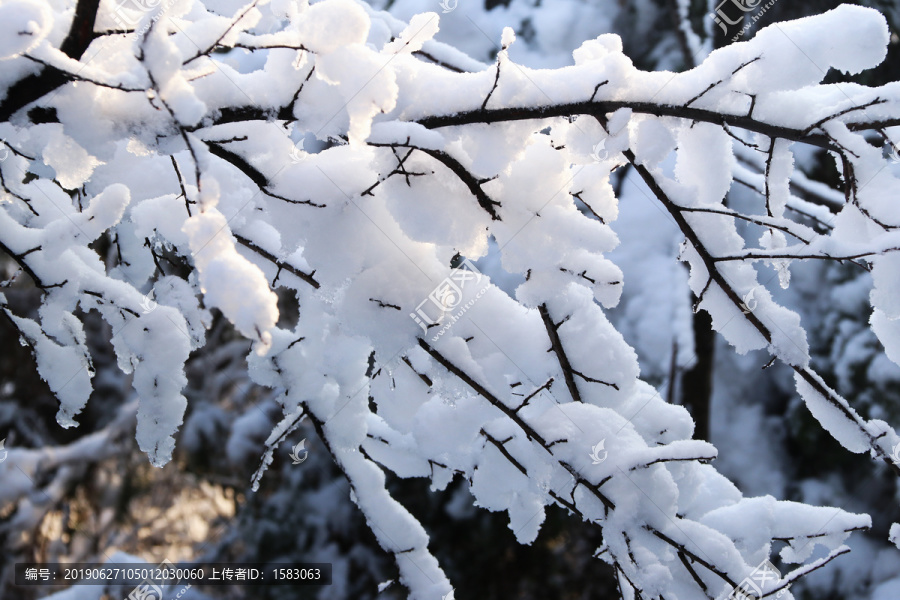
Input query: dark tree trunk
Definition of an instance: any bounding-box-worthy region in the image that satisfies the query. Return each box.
[679,309,715,442]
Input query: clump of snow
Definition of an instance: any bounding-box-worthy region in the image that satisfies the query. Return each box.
[383,13,439,55]
[0,0,52,60]
[41,129,103,190]
[183,206,279,354]
[794,371,869,453]
[294,0,370,54]
[6,311,92,428]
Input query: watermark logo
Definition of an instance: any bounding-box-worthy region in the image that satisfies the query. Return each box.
[289,438,308,465]
[126,581,163,600]
[891,442,900,464]
[411,258,488,341]
[289,142,307,163]
[125,559,191,600]
[438,0,457,13]
[126,559,171,600]
[0,438,7,463]
[720,560,787,600]
[140,289,158,314]
[886,143,900,164]
[111,0,162,29]
[710,0,759,35]
[740,287,758,314]
[111,0,180,37]
[590,139,608,162]
[710,0,778,40]
[589,439,608,464]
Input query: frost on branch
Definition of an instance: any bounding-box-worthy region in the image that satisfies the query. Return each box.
[1,0,899,598]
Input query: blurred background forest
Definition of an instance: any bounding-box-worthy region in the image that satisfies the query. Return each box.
[2,0,900,599]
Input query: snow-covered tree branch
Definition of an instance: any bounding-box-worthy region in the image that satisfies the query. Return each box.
[2,0,900,598]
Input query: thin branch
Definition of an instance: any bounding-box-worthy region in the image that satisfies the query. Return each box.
[685,57,761,107]
[369,141,501,220]
[233,233,320,289]
[21,54,144,92]
[539,303,618,402]
[712,249,891,264]
[401,356,433,387]
[415,100,839,152]
[678,551,710,596]
[677,205,814,243]
[170,155,192,217]
[801,98,886,137]
[183,0,262,65]
[0,241,60,291]
[412,50,466,73]
[418,338,549,446]
[205,141,324,206]
[482,62,502,110]
[648,527,737,589]
[514,378,554,412]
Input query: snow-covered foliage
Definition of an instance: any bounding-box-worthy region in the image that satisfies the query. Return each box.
[1,0,899,598]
